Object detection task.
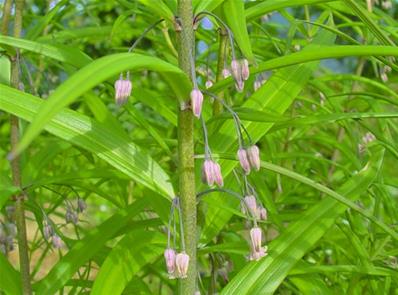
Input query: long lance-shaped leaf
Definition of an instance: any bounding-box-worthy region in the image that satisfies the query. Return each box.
[0,35,92,67]
[245,0,336,20]
[91,230,164,295]
[193,0,226,13]
[200,27,336,244]
[9,53,190,157]
[0,85,174,198]
[0,254,22,295]
[222,0,254,61]
[33,199,146,294]
[211,45,398,92]
[221,147,384,294]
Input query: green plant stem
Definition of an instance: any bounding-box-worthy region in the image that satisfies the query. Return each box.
[1,0,12,35]
[9,0,32,294]
[213,27,227,115]
[176,0,196,294]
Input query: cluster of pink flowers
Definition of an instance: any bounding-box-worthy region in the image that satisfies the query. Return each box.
[164,249,190,279]
[202,159,223,187]
[237,145,260,174]
[164,198,190,279]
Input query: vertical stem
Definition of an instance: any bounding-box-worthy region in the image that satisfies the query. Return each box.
[9,0,32,294]
[1,0,12,35]
[176,0,196,294]
[213,28,228,115]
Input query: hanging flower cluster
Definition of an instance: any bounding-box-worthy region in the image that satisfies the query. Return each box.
[0,206,16,254]
[164,198,190,279]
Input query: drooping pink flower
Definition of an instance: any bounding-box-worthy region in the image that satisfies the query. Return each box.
[114,78,132,105]
[164,248,176,275]
[190,88,203,118]
[244,195,257,217]
[231,59,241,83]
[237,148,251,174]
[202,159,215,186]
[259,207,267,220]
[205,80,213,89]
[250,227,262,252]
[52,234,63,249]
[247,145,260,171]
[222,68,231,79]
[241,59,250,81]
[212,162,224,187]
[175,252,190,278]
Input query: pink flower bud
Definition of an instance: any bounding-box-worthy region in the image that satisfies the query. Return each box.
[65,210,78,224]
[164,248,176,274]
[241,59,249,81]
[52,234,63,249]
[222,68,231,78]
[202,159,215,186]
[237,148,251,174]
[212,162,224,187]
[77,198,87,213]
[244,195,257,217]
[254,80,262,91]
[247,145,260,171]
[190,88,203,118]
[259,207,267,220]
[114,78,132,105]
[205,80,213,89]
[231,59,241,83]
[176,252,190,278]
[250,227,262,252]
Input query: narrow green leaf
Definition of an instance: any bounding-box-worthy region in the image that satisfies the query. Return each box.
[26,0,67,40]
[194,0,226,13]
[11,53,190,156]
[0,254,22,295]
[0,35,92,67]
[91,230,164,295]
[138,0,174,21]
[245,0,336,21]
[222,0,253,61]
[0,85,174,198]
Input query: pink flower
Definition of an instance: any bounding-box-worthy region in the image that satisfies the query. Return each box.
[237,148,251,174]
[231,59,241,83]
[164,248,176,275]
[114,78,132,105]
[205,80,213,89]
[243,195,257,217]
[190,88,203,118]
[202,160,223,187]
[259,207,267,220]
[247,145,260,171]
[241,59,249,81]
[212,162,224,187]
[250,227,262,252]
[202,159,215,186]
[222,68,231,78]
[52,234,63,249]
[176,252,190,278]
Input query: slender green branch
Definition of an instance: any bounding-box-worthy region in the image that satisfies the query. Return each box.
[1,0,12,35]
[213,27,228,115]
[176,0,197,294]
[9,0,32,294]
